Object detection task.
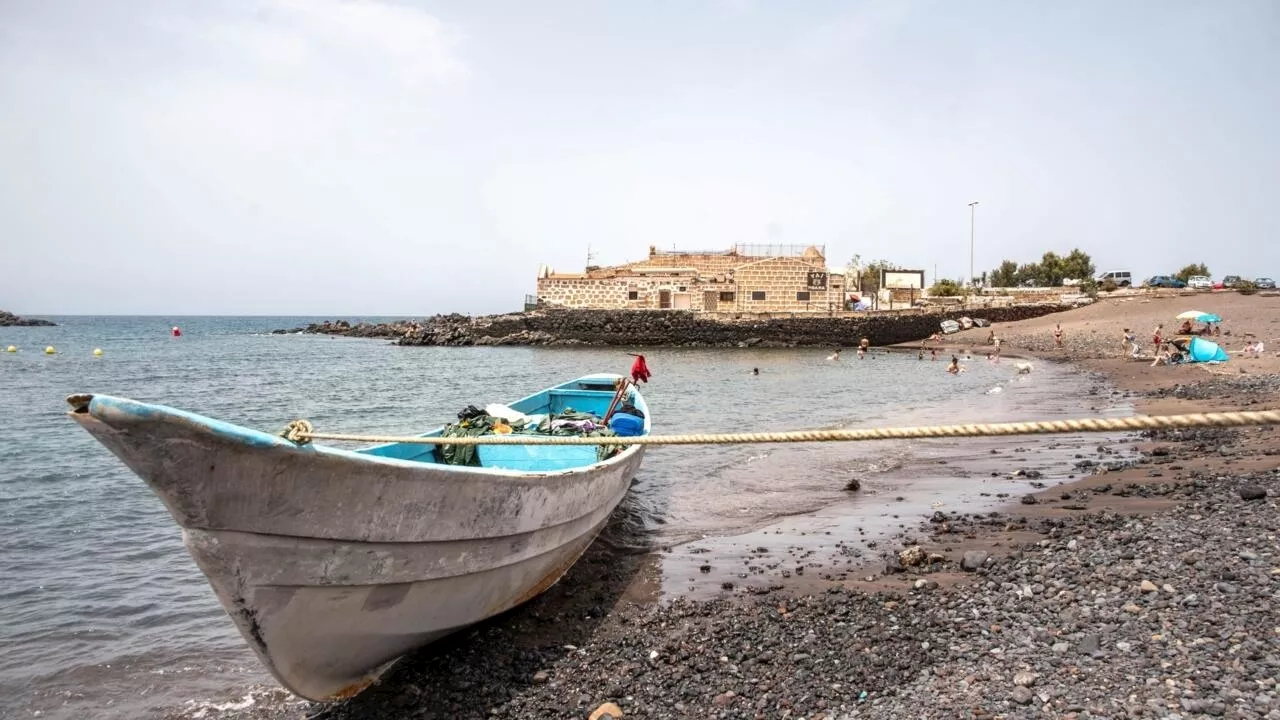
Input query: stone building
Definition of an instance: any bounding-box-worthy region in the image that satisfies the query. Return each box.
[536,244,846,314]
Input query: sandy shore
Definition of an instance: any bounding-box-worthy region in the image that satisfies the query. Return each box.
[168,293,1280,720]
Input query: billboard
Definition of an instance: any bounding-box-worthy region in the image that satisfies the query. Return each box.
[881,269,925,290]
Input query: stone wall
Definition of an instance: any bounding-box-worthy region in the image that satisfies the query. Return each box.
[537,256,843,314]
[389,304,1074,348]
[631,251,744,275]
[536,276,631,309]
[730,257,842,314]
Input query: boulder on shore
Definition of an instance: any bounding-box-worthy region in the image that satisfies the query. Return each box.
[0,311,56,327]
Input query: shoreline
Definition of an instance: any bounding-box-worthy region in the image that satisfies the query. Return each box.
[118,296,1280,718]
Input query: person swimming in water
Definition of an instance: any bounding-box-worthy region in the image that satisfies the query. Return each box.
[947,355,961,374]
[827,348,841,361]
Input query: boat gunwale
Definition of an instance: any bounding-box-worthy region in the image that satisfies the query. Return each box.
[70,373,650,480]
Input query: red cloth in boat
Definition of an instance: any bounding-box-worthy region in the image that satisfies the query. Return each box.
[630,355,651,383]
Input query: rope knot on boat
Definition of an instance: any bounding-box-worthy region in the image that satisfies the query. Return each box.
[280,419,314,445]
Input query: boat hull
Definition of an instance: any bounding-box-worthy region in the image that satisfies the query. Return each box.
[68,383,645,701]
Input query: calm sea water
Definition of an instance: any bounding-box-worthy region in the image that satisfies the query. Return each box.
[0,316,1122,719]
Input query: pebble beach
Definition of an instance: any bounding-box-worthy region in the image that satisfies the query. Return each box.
[168,292,1280,720]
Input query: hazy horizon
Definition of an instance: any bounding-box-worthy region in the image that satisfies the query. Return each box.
[4,0,1278,315]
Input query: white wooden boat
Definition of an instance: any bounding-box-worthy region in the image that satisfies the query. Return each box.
[66,374,649,702]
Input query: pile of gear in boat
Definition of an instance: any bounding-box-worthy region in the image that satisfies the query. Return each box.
[436,401,645,466]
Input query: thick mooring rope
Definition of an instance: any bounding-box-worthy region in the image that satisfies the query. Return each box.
[279,410,1280,447]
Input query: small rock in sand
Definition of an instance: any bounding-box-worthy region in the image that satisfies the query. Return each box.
[899,546,926,567]
[1239,485,1266,501]
[1010,686,1034,705]
[961,551,990,571]
[589,702,624,719]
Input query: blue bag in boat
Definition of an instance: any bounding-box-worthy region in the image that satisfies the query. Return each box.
[608,413,644,437]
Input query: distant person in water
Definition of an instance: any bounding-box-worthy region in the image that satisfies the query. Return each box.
[931,348,937,361]
[752,367,759,375]
[827,348,841,361]
[917,348,924,360]
[947,355,963,374]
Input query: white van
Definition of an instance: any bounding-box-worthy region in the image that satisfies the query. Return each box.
[1095,270,1132,287]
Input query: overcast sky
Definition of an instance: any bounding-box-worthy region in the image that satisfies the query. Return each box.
[3,0,1277,315]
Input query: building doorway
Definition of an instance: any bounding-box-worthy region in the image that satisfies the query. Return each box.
[659,290,671,309]
[703,290,718,311]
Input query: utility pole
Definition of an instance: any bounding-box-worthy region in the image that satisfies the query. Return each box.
[968,201,979,289]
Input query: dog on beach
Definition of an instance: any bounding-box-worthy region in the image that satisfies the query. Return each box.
[1014,362,1034,375]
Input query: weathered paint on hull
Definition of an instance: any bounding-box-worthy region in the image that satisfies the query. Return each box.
[68,390,644,701]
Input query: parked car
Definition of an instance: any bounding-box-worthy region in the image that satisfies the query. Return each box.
[1187,275,1213,289]
[1095,270,1133,287]
[1256,277,1276,289]
[1144,275,1187,289]
[1222,275,1241,288]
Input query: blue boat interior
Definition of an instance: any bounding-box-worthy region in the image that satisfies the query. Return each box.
[358,375,648,472]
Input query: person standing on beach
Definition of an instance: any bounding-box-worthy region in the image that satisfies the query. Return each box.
[1122,328,1140,358]
[931,348,937,361]
[1053,324,1063,349]
[1152,323,1163,354]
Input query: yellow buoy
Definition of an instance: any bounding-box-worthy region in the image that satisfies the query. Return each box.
[93,348,104,357]
[5,345,15,353]
[45,346,56,355]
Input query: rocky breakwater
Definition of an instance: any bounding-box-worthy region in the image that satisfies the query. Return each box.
[0,310,55,327]
[380,305,1075,348]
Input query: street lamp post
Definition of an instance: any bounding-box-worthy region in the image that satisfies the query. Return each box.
[968,201,979,289]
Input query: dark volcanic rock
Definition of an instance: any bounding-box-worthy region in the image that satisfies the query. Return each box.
[960,550,990,571]
[0,310,55,327]
[278,304,1076,348]
[1239,485,1267,501]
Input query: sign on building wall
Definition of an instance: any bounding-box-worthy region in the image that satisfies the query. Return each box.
[806,271,828,290]
[881,269,925,290]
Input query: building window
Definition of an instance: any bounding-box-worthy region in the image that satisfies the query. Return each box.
[677,286,687,292]
[719,292,735,302]
[751,291,766,301]
[627,291,638,300]
[796,291,811,301]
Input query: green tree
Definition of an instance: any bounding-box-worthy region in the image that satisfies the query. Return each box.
[1060,249,1096,283]
[929,279,963,297]
[1037,251,1065,286]
[990,260,1019,288]
[844,255,899,295]
[1175,263,1210,282]
[1015,262,1040,286]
